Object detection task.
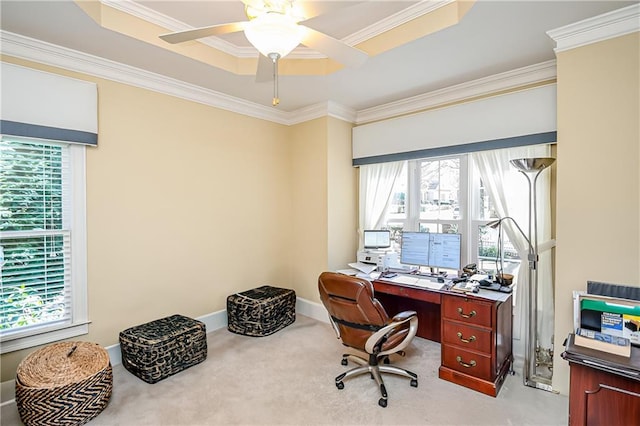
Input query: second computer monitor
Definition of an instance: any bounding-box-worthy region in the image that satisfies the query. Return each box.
[363,230,391,249]
[400,231,461,271]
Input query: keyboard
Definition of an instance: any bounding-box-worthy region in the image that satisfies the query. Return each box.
[389,275,419,285]
[388,275,445,290]
[415,278,446,290]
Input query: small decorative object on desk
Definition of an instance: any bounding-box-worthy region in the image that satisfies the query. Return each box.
[575,327,631,357]
[450,280,479,294]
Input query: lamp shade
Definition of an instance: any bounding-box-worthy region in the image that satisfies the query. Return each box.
[244,12,303,58]
[510,157,555,173]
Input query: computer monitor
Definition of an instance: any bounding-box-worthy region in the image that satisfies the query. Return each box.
[363,230,391,249]
[400,231,461,271]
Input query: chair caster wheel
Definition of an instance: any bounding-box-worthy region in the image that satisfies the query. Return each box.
[341,358,348,366]
[410,379,418,387]
[378,398,387,408]
[336,381,344,390]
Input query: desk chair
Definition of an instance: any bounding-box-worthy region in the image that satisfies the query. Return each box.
[318,272,419,407]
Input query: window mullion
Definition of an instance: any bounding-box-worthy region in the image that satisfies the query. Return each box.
[407,160,421,231]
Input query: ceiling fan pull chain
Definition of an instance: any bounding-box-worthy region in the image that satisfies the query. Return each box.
[270,52,280,106]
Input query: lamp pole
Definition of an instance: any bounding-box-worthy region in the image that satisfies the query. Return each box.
[510,157,555,391]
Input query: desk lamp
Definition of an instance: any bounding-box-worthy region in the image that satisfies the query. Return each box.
[488,157,555,392]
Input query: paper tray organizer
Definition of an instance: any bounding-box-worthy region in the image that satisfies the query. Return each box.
[576,293,640,346]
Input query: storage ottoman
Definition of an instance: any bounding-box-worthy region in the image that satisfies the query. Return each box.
[227,285,296,336]
[15,341,112,426]
[119,314,207,384]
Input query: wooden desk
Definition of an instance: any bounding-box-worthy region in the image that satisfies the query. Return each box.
[562,334,640,426]
[373,278,513,397]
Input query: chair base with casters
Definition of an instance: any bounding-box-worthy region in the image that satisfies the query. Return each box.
[318,272,420,408]
[335,352,418,407]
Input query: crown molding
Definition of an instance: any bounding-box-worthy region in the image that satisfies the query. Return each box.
[355,60,557,124]
[0,30,291,125]
[1,30,556,127]
[103,0,328,60]
[102,0,452,61]
[547,3,640,53]
[287,101,357,126]
[102,0,249,58]
[344,0,453,46]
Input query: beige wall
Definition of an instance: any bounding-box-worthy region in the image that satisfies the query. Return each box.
[1,57,356,382]
[326,117,359,275]
[553,32,640,394]
[289,118,329,302]
[287,117,358,303]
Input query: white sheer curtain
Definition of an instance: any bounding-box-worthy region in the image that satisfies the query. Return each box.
[358,162,404,248]
[472,145,554,359]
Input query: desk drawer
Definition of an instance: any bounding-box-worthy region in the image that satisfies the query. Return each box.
[442,345,492,381]
[374,280,441,305]
[442,321,492,354]
[442,295,492,327]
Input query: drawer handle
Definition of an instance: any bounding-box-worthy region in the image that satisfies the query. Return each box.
[456,332,476,343]
[456,356,477,368]
[457,307,476,318]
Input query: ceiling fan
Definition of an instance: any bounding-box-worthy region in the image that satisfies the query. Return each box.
[159,0,368,106]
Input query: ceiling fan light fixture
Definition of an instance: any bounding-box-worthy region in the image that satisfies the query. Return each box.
[244,12,303,58]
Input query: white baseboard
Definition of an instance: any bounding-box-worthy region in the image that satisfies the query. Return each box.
[1,299,325,405]
[1,380,15,407]
[296,297,329,323]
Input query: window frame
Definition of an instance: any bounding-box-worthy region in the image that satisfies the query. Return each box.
[382,153,504,271]
[0,139,88,354]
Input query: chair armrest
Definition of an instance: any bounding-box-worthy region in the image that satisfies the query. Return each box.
[391,311,417,323]
[365,312,418,356]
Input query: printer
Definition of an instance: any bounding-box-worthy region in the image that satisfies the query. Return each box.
[357,250,400,270]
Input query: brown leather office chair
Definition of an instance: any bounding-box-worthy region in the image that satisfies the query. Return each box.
[318,271,419,407]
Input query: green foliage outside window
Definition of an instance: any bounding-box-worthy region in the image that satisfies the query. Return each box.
[1,139,67,331]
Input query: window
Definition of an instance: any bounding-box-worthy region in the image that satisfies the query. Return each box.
[378,150,527,274]
[0,137,88,353]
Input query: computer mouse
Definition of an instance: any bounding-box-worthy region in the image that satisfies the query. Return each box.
[472,286,480,293]
[437,277,445,283]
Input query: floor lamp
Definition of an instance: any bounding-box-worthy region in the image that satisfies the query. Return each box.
[487,157,555,391]
[510,157,555,391]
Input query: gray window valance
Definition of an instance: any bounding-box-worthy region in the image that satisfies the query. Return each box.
[1,62,98,145]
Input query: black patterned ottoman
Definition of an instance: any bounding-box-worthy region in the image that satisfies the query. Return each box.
[119,314,207,384]
[227,285,296,336]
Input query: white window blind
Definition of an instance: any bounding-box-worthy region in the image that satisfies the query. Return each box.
[0,137,88,352]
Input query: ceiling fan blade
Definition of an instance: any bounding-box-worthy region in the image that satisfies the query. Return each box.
[255,54,274,83]
[160,22,246,44]
[300,26,368,68]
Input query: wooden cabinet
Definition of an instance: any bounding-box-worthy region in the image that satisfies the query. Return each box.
[568,363,640,425]
[563,334,640,425]
[438,293,513,397]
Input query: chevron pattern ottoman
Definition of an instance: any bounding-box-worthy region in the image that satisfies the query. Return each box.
[15,341,112,426]
[227,285,296,336]
[119,314,207,384]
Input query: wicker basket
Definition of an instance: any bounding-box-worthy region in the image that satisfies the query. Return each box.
[119,314,207,384]
[227,285,296,337]
[15,341,112,426]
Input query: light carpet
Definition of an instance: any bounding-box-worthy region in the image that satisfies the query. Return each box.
[1,315,567,425]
